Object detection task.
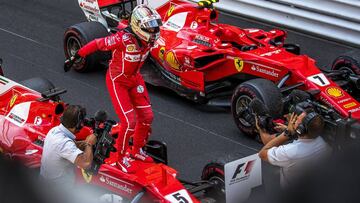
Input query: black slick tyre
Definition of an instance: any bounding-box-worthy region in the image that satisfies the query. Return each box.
[331,55,360,75]
[64,22,109,72]
[231,78,283,137]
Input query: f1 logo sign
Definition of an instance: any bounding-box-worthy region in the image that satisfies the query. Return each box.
[231,160,255,181]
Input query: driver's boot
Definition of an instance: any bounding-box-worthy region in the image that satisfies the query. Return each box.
[116,153,138,174]
[130,147,154,163]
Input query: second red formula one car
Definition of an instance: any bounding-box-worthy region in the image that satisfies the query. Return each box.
[63,0,360,140]
[0,60,262,203]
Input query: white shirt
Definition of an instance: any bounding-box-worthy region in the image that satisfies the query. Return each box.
[40,124,83,186]
[267,136,331,188]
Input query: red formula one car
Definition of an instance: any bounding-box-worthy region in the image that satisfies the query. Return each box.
[63,0,360,140]
[0,60,261,203]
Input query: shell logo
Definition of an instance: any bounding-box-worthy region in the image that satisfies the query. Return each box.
[81,169,92,183]
[159,47,165,61]
[326,87,344,98]
[166,51,181,71]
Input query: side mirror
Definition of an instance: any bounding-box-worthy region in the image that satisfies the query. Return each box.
[0,58,4,76]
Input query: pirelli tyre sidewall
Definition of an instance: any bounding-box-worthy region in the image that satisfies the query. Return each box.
[231,78,283,137]
[202,162,225,203]
[331,55,360,75]
[64,22,109,72]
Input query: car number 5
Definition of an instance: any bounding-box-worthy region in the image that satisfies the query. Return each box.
[165,189,193,203]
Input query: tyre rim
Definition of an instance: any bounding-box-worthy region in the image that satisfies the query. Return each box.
[209,176,225,196]
[66,36,84,69]
[235,95,252,127]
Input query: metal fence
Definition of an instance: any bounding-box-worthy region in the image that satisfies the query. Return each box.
[194,0,360,47]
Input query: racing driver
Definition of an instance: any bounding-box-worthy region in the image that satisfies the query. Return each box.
[64,5,162,173]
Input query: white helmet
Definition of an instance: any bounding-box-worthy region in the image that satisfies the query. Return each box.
[130,4,162,44]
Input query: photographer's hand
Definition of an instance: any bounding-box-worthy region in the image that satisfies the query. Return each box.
[255,115,265,134]
[255,115,276,145]
[85,133,97,146]
[74,134,96,170]
[274,123,287,132]
[287,112,298,135]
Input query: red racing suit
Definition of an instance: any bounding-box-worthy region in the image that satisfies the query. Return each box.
[78,30,153,156]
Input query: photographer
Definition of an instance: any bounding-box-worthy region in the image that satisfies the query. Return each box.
[40,105,97,187]
[257,108,332,188]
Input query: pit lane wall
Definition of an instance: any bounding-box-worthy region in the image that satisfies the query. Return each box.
[190,0,360,48]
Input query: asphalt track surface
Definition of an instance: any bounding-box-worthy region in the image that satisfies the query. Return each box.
[0,0,359,196]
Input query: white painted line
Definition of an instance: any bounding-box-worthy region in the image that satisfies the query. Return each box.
[0,27,58,51]
[154,110,259,152]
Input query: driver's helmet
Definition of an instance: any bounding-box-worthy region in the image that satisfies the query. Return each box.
[130,4,162,44]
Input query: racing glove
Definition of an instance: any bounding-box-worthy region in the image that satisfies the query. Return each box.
[64,53,81,72]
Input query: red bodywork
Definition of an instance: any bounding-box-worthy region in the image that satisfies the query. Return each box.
[147,0,360,120]
[0,76,199,203]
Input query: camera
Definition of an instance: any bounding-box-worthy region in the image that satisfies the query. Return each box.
[241,98,276,133]
[83,110,117,174]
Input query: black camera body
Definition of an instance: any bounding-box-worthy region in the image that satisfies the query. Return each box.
[90,120,117,174]
[83,110,117,174]
[241,99,276,134]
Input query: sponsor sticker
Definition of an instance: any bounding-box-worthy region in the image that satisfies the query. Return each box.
[9,94,18,108]
[167,4,175,17]
[159,47,166,61]
[126,44,137,52]
[251,65,279,77]
[166,51,181,71]
[234,58,244,72]
[163,12,187,32]
[99,175,133,194]
[260,49,281,57]
[344,102,357,109]
[190,21,198,29]
[349,107,360,113]
[34,116,42,126]
[124,54,141,62]
[337,98,351,104]
[81,169,92,183]
[122,34,130,41]
[137,85,144,93]
[105,35,121,46]
[326,87,344,98]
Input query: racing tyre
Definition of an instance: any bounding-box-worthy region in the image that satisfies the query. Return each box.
[19,77,55,93]
[331,55,360,75]
[201,161,226,203]
[64,22,109,72]
[231,78,283,137]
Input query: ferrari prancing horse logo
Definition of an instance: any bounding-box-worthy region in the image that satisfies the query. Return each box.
[81,169,93,183]
[234,58,244,72]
